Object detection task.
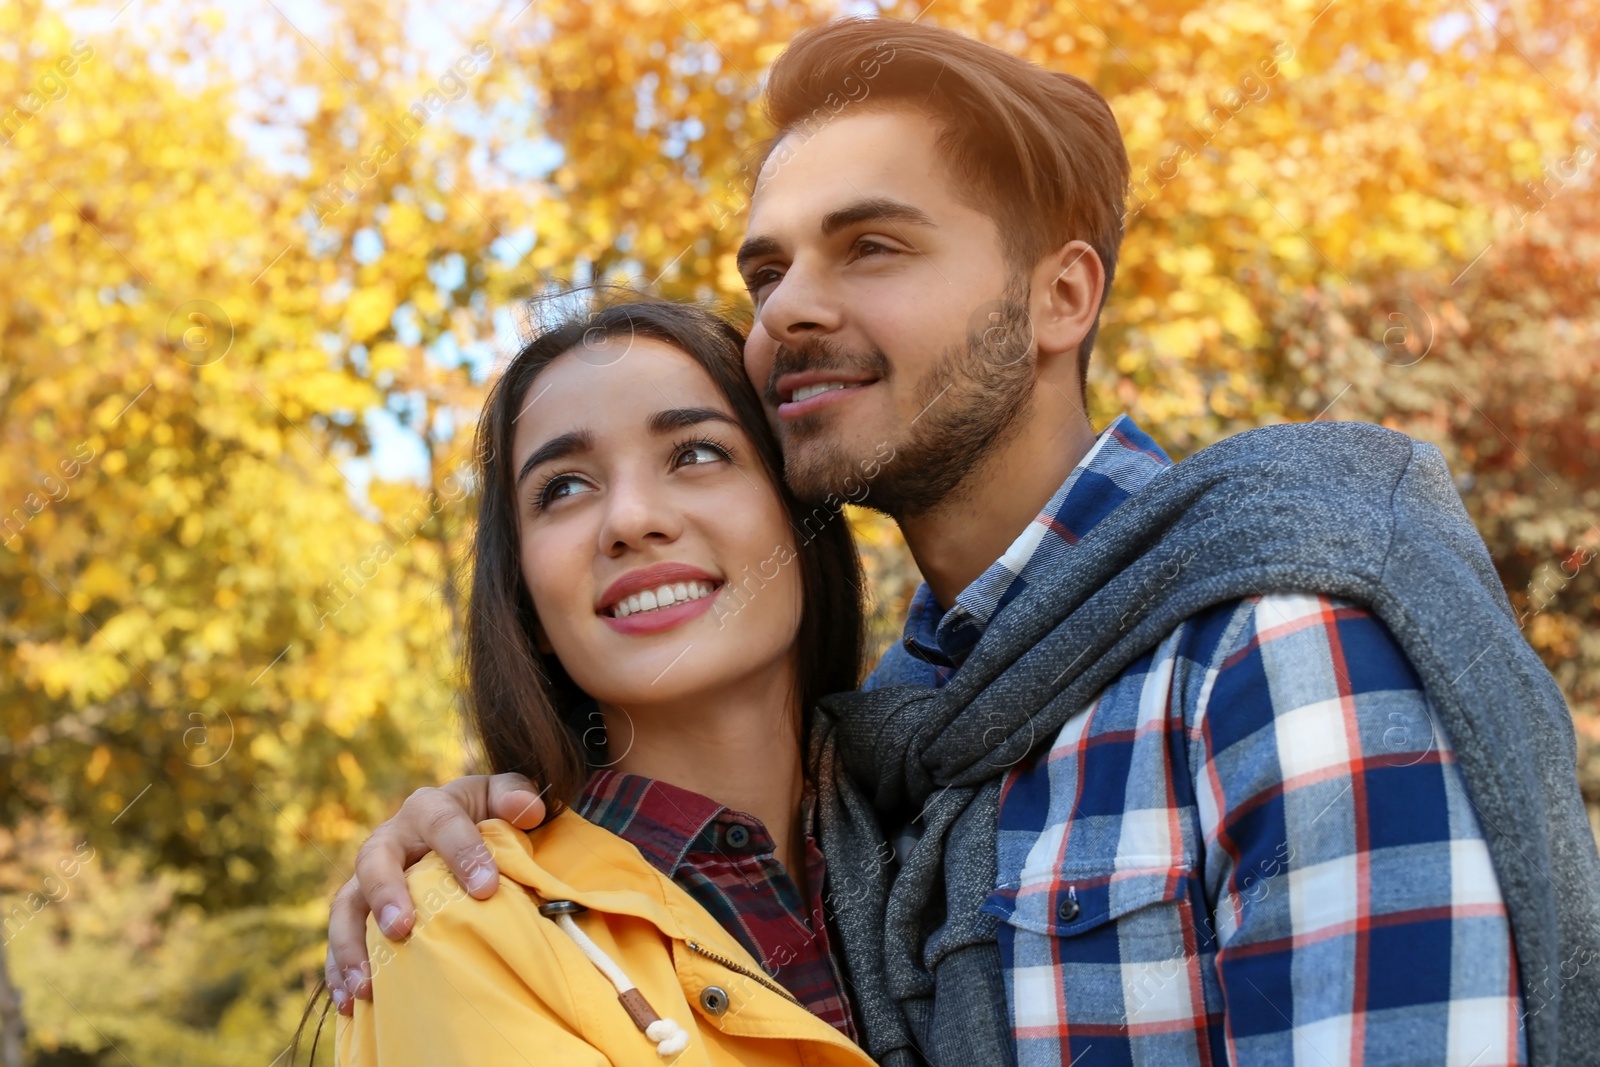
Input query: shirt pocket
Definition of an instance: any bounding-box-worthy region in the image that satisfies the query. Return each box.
[984,866,1207,1036]
[990,865,1191,940]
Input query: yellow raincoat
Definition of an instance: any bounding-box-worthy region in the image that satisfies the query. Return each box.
[336,813,876,1067]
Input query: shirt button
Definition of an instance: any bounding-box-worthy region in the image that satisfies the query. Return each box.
[1057,898,1080,922]
[699,985,730,1016]
[724,824,750,849]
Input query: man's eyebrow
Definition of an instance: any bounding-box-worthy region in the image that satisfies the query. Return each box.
[735,235,782,274]
[820,197,936,236]
[647,407,741,434]
[516,429,593,487]
[736,197,937,274]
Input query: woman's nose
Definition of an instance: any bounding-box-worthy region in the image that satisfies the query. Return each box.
[596,473,682,554]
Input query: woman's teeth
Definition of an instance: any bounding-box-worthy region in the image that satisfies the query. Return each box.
[790,381,855,403]
[609,581,716,618]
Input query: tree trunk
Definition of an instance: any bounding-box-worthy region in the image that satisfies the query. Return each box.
[0,938,26,1067]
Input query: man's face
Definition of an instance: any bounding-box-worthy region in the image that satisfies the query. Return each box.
[739,107,1034,516]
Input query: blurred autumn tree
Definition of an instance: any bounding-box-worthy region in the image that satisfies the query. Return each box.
[1,0,1596,1061]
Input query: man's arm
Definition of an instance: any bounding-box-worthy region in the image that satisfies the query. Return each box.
[325,773,548,1014]
[1195,594,1524,1064]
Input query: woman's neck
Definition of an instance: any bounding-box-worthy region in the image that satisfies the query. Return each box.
[597,666,809,890]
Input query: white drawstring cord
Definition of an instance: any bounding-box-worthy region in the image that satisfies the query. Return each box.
[546,905,691,1058]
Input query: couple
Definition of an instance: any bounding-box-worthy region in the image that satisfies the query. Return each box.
[327,16,1600,1067]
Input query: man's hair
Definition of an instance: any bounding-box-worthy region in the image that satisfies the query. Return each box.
[758,17,1131,390]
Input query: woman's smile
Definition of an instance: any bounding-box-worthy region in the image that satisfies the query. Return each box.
[598,561,725,634]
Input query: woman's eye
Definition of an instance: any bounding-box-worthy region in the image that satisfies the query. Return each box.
[538,475,590,508]
[674,442,729,468]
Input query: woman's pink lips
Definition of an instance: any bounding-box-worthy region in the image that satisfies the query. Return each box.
[776,381,874,420]
[599,586,720,635]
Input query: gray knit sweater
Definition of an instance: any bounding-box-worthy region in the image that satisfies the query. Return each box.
[810,420,1600,1067]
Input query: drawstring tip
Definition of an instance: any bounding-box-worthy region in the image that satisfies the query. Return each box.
[646,1018,689,1057]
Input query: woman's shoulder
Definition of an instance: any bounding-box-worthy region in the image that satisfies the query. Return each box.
[368,825,550,972]
[384,811,685,947]
[341,811,877,1067]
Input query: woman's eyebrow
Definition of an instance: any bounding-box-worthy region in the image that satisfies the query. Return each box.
[516,429,594,487]
[647,407,740,434]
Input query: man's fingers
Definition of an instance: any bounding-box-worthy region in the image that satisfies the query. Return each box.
[352,820,422,941]
[325,947,348,1014]
[407,784,500,898]
[329,776,518,1017]
[328,878,377,1009]
[486,772,548,830]
[436,774,498,821]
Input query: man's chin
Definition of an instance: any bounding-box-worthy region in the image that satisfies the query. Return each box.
[781,436,876,508]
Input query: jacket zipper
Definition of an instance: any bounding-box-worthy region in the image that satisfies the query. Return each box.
[683,940,803,1006]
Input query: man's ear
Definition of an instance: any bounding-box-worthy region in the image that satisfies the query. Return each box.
[1028,238,1105,375]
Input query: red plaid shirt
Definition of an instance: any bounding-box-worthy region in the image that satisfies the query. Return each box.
[573,769,859,1040]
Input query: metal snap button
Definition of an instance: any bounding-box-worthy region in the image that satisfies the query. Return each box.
[538,899,587,918]
[724,824,750,849]
[699,985,730,1016]
[1056,897,1080,922]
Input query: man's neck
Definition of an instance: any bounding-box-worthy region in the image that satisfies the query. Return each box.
[899,407,1098,610]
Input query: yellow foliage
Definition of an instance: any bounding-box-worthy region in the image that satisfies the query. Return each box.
[347,283,399,341]
[2,0,1596,1062]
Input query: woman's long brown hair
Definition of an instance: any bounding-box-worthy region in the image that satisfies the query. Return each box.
[292,296,865,1063]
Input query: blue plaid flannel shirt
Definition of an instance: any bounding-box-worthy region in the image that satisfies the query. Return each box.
[864,415,1525,1065]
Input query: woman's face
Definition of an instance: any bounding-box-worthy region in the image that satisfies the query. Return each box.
[510,336,805,712]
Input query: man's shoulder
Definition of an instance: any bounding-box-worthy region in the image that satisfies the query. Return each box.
[1021,592,1422,748]
[1164,592,1414,679]
[1159,593,1427,769]
[1005,590,1434,810]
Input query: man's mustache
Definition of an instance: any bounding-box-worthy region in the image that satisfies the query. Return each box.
[762,337,892,406]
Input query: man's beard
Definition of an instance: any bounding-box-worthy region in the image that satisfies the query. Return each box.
[766,286,1035,520]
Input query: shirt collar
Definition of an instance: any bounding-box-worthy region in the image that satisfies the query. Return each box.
[575,767,821,876]
[900,414,1172,669]
[574,768,726,876]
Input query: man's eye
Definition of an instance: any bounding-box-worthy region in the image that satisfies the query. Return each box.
[855,238,895,258]
[745,267,782,294]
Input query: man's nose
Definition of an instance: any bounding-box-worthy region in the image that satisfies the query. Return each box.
[756,260,842,347]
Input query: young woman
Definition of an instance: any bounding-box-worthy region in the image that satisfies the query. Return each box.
[331,299,875,1066]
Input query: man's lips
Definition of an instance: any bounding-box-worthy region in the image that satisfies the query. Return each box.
[773,370,879,419]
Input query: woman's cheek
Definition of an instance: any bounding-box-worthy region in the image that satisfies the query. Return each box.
[520,529,588,652]
[751,523,805,645]
[742,324,776,397]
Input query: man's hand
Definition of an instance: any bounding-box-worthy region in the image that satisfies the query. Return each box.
[324,772,548,1014]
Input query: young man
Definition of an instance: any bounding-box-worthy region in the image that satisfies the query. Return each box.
[324,18,1600,1066]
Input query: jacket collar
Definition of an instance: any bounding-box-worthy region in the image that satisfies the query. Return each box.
[479,814,712,938]
[478,813,871,1056]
